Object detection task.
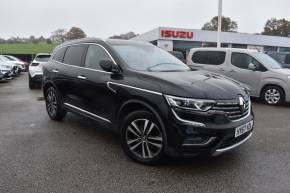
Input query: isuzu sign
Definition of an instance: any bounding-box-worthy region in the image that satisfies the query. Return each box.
[161,30,194,39]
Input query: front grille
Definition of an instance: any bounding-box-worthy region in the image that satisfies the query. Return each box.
[212,99,250,121]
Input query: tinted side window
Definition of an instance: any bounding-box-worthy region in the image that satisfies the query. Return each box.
[231,53,252,69]
[84,45,112,70]
[63,45,87,66]
[192,51,225,65]
[52,47,67,62]
[231,52,265,71]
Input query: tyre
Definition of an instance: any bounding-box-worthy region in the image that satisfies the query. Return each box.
[262,86,285,105]
[44,87,67,121]
[120,111,165,165]
[28,74,36,89]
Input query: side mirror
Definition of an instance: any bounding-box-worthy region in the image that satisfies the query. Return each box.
[248,63,257,71]
[99,59,120,73]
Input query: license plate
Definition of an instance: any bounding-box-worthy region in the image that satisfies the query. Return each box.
[235,121,253,138]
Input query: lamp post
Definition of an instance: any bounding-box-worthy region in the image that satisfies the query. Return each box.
[217,0,222,48]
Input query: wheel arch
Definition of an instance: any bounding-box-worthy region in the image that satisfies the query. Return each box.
[117,99,168,147]
[43,80,57,93]
[260,84,285,98]
[42,80,61,99]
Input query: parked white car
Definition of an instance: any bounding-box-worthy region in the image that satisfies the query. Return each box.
[28,53,51,89]
[2,55,28,71]
[0,55,20,76]
[187,48,290,105]
[0,62,12,80]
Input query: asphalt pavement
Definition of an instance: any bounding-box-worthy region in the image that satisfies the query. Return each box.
[0,73,290,193]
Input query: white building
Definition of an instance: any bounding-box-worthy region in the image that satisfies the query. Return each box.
[132,27,290,56]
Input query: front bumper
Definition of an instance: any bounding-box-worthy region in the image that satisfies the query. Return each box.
[0,72,11,80]
[163,101,254,157]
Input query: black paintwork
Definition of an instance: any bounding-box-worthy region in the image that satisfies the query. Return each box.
[43,38,254,157]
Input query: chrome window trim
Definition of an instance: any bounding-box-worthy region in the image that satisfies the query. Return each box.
[213,132,253,156]
[51,42,119,74]
[64,103,111,123]
[107,82,163,96]
[171,109,206,127]
[52,60,113,74]
[53,43,117,65]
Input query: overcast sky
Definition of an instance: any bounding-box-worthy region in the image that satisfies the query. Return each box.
[1,0,290,39]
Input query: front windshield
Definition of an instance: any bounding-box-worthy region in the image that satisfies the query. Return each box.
[253,52,282,69]
[112,44,190,72]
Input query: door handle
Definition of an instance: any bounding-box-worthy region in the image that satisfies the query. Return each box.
[77,75,87,80]
[52,69,59,73]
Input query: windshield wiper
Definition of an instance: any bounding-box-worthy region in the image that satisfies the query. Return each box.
[147,63,185,71]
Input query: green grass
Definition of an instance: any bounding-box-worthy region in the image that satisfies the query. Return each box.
[0,43,58,54]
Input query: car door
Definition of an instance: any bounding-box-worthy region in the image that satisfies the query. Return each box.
[75,44,118,124]
[55,44,88,106]
[190,50,228,75]
[226,52,263,96]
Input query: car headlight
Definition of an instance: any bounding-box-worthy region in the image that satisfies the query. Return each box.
[165,95,216,112]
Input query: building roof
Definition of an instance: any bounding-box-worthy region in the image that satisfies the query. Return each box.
[132,27,290,48]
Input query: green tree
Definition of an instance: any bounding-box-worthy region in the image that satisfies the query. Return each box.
[66,27,87,40]
[109,32,138,40]
[262,18,290,37]
[51,29,67,43]
[202,16,238,32]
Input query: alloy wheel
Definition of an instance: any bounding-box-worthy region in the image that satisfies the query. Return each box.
[265,88,281,104]
[46,89,58,116]
[125,119,163,159]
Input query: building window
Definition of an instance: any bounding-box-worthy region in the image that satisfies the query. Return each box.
[279,47,290,52]
[264,46,278,52]
[221,43,230,48]
[202,42,217,47]
[232,44,247,49]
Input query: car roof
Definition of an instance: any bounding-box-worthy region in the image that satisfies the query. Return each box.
[59,37,104,47]
[105,39,152,46]
[56,38,152,49]
[189,47,260,53]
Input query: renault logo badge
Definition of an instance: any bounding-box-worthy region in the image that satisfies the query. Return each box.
[239,97,246,112]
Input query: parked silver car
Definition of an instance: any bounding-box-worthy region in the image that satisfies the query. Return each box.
[187,48,290,105]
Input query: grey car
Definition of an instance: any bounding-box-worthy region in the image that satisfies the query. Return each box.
[187,48,290,105]
[266,51,290,69]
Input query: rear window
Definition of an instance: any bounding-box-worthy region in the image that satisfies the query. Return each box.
[35,55,51,62]
[52,47,67,62]
[63,45,87,66]
[192,51,226,65]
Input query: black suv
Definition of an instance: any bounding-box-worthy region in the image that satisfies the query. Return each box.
[43,38,254,165]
